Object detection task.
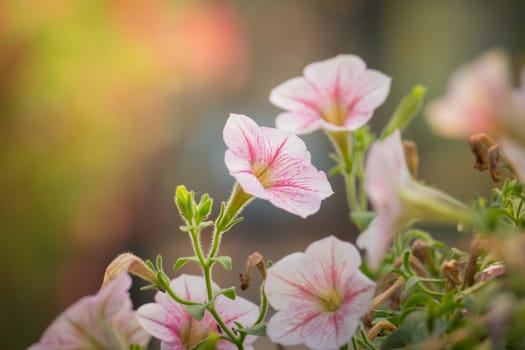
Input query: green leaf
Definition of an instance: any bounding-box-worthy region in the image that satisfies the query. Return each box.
[381,84,426,139]
[186,304,207,321]
[212,256,232,271]
[156,255,163,270]
[402,250,413,274]
[213,287,236,300]
[236,323,267,336]
[173,256,200,271]
[403,276,422,295]
[350,211,375,231]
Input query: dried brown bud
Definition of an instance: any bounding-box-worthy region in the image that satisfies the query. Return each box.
[102,252,157,287]
[441,259,462,291]
[403,140,419,179]
[488,144,502,182]
[239,252,266,291]
[469,132,495,171]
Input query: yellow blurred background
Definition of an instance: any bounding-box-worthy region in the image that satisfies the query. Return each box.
[1,0,524,348]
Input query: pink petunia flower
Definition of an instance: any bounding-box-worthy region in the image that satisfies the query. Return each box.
[136,274,259,350]
[29,273,150,350]
[356,131,471,270]
[356,130,413,270]
[270,54,391,134]
[501,138,525,182]
[223,113,333,218]
[264,235,375,350]
[425,49,513,139]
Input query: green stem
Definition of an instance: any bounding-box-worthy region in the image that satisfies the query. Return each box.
[255,285,268,325]
[208,305,240,345]
[164,284,199,306]
[188,229,214,300]
[325,130,361,212]
[210,183,253,259]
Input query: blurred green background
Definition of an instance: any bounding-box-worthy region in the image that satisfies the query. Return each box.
[1,0,524,349]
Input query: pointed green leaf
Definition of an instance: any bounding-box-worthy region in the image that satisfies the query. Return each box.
[350,211,375,231]
[212,256,232,271]
[213,287,236,300]
[186,304,207,321]
[381,85,426,139]
[173,256,200,271]
[236,323,267,336]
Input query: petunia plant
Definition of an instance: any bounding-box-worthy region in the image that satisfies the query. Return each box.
[30,50,525,350]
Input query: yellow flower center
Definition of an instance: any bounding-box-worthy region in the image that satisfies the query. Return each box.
[252,162,273,188]
[180,318,210,349]
[317,289,344,313]
[321,103,347,126]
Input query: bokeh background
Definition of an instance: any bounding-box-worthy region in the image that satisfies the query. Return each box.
[2,0,524,349]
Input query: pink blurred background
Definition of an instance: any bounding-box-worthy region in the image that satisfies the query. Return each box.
[1,1,524,348]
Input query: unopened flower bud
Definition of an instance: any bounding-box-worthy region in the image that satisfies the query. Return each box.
[102,253,157,287]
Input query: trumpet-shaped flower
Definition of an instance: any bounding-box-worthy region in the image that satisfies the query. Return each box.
[357,131,471,270]
[425,49,514,139]
[501,138,525,182]
[265,236,375,350]
[270,54,391,134]
[223,113,333,218]
[29,273,150,350]
[136,274,259,350]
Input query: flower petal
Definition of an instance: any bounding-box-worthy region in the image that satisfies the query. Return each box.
[223,113,264,163]
[29,273,150,350]
[270,77,319,113]
[275,111,323,134]
[267,309,350,350]
[303,55,366,98]
[136,303,183,344]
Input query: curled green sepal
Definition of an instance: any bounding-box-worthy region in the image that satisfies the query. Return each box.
[186,303,207,321]
[173,256,200,271]
[350,210,375,231]
[381,84,426,139]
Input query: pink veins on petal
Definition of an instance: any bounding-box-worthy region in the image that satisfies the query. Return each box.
[265,236,375,350]
[223,113,333,218]
[270,54,391,134]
